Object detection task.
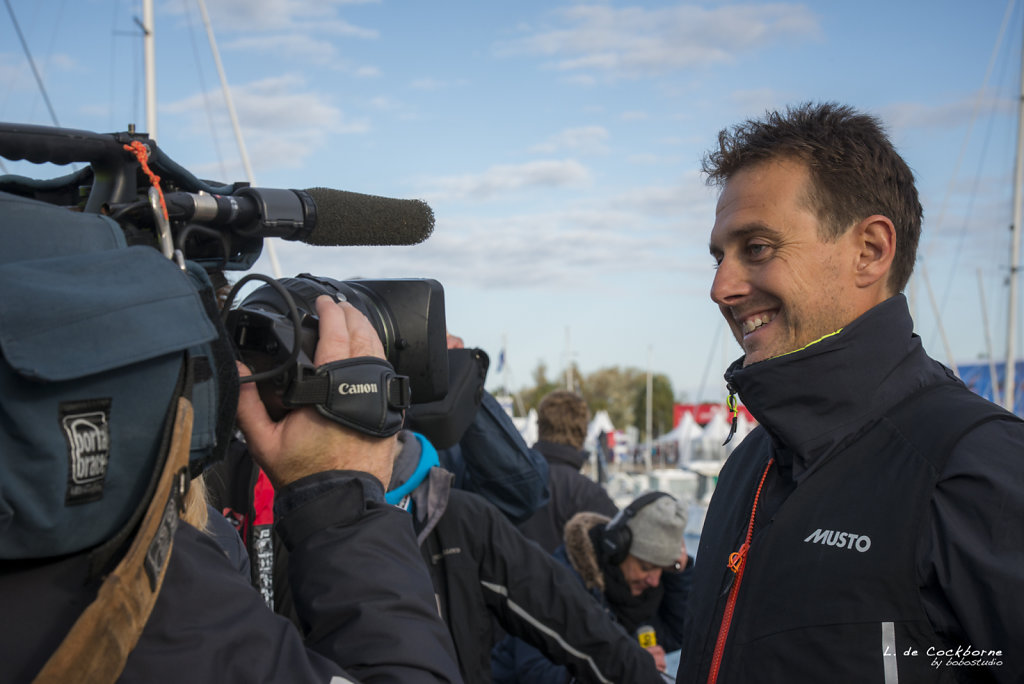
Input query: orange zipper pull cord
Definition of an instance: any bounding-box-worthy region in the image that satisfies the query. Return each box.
[707,456,774,684]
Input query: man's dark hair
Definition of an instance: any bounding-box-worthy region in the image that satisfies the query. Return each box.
[702,101,922,293]
[536,390,590,450]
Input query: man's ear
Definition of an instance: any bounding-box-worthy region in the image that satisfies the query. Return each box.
[851,215,896,290]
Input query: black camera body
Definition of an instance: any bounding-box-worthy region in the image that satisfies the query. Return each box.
[226,274,449,421]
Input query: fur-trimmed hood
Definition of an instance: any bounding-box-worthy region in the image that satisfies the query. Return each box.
[563,511,611,593]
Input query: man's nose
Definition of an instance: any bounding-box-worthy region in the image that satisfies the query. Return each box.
[710,255,748,306]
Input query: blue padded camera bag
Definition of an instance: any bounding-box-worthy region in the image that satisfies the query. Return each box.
[0,192,225,559]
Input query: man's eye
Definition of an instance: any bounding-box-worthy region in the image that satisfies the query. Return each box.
[747,243,769,258]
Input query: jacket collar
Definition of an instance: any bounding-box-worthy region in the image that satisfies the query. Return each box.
[534,440,589,470]
[724,294,950,480]
[390,430,453,544]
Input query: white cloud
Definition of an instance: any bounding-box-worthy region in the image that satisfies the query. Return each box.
[0,54,34,91]
[222,34,341,66]
[166,0,381,36]
[880,94,1015,132]
[267,172,716,294]
[529,125,609,154]
[269,204,683,291]
[610,171,716,221]
[410,77,470,91]
[354,65,380,78]
[727,88,789,117]
[163,74,369,171]
[418,159,592,201]
[496,3,820,80]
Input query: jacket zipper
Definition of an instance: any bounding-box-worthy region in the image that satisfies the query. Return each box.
[706,457,775,684]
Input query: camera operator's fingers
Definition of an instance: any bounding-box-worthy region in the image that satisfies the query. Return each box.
[234,361,276,453]
[342,301,386,359]
[446,332,464,349]
[312,296,384,366]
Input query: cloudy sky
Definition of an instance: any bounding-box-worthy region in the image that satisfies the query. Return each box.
[2,0,1022,408]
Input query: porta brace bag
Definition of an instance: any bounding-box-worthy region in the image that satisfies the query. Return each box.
[0,244,220,560]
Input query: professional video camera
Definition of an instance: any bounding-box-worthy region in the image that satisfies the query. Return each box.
[0,122,449,561]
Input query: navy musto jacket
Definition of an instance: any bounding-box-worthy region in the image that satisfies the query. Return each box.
[679,294,1024,684]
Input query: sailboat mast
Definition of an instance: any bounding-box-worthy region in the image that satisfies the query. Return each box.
[143,0,156,140]
[1004,22,1024,413]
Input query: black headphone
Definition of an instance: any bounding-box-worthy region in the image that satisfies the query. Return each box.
[600,491,675,566]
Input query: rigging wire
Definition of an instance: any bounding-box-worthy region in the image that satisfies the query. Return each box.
[924,0,1019,353]
[182,0,229,180]
[695,319,724,404]
[3,0,61,127]
[195,0,283,278]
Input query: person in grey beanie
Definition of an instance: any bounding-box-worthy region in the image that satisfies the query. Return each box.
[492,491,693,681]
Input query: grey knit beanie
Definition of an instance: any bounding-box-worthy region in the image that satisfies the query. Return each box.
[626,494,688,567]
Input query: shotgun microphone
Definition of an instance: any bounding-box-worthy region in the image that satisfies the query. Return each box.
[163,186,435,247]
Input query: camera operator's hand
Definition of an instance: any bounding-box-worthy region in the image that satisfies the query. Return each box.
[235,296,397,489]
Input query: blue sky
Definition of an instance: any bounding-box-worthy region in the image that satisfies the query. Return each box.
[2,0,1023,409]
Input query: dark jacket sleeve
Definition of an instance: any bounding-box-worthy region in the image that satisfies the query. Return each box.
[275,471,465,684]
[919,419,1024,684]
[122,521,347,683]
[120,471,463,684]
[438,391,549,524]
[492,634,572,684]
[653,557,692,653]
[451,491,663,684]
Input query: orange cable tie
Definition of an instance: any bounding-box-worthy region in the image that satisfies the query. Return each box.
[122,140,168,221]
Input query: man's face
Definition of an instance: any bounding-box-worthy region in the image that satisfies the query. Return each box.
[708,158,863,366]
[619,555,664,596]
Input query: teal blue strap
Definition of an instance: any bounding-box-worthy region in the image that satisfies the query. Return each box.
[385,432,439,505]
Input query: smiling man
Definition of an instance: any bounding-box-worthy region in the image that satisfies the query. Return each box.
[679,103,1024,684]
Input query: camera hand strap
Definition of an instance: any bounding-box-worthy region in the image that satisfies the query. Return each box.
[286,357,411,438]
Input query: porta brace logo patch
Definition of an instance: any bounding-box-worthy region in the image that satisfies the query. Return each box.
[803,528,872,552]
[60,398,112,506]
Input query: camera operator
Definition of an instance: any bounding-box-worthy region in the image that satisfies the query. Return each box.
[1,290,463,683]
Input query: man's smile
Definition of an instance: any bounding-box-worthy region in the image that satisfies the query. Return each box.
[740,311,776,337]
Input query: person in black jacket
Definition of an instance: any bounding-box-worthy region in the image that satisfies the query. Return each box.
[387,429,666,684]
[493,491,692,682]
[517,390,619,552]
[680,102,1024,683]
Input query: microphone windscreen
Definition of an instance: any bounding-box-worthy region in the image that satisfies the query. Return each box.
[302,187,435,246]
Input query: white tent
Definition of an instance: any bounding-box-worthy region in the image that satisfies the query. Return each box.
[696,407,731,461]
[584,410,616,453]
[512,408,538,446]
[725,411,755,454]
[696,407,757,461]
[655,411,704,467]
